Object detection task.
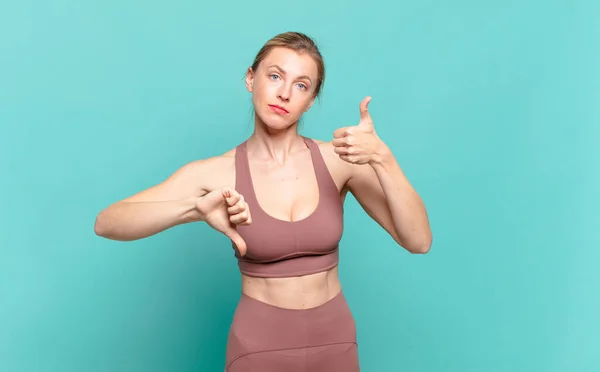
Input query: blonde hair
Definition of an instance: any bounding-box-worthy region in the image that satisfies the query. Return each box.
[249,32,325,99]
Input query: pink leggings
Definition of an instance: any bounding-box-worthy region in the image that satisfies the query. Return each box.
[224,290,360,371]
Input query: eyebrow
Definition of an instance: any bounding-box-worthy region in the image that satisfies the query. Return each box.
[268,64,313,83]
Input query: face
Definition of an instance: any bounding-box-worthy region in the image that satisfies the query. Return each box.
[245,47,318,130]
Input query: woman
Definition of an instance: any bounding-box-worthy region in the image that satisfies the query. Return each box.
[94,31,432,371]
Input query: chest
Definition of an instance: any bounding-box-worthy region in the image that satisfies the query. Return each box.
[202,145,350,221]
[248,155,319,222]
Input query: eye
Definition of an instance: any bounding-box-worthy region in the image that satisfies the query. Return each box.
[297,83,307,90]
[269,73,280,80]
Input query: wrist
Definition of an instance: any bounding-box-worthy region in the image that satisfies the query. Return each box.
[183,196,204,223]
[368,141,393,167]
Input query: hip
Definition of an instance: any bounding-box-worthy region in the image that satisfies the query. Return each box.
[225,289,359,371]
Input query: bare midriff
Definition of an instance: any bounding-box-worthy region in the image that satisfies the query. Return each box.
[241,265,342,309]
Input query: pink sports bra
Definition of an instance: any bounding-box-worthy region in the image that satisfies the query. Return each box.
[231,137,344,278]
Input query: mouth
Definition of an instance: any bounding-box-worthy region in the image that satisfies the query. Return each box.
[268,104,289,114]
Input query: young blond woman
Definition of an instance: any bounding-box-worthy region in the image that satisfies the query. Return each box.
[94,31,432,372]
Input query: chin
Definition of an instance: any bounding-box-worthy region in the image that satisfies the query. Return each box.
[258,111,297,131]
[264,120,295,132]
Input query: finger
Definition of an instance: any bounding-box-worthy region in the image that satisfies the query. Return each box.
[228,230,247,257]
[224,191,242,207]
[227,201,247,215]
[333,145,350,155]
[359,96,372,121]
[238,214,252,226]
[221,187,238,199]
[340,154,365,164]
[333,126,352,139]
[221,188,231,199]
[332,137,349,147]
[339,154,356,164]
[230,210,251,225]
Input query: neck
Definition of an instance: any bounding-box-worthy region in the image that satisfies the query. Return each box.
[247,112,306,166]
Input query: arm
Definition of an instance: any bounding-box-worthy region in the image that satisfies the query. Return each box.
[94,160,208,241]
[332,96,432,254]
[346,145,432,253]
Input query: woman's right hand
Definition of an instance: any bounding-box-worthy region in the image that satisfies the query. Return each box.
[196,188,252,256]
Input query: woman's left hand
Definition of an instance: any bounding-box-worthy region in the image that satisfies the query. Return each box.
[332,96,387,165]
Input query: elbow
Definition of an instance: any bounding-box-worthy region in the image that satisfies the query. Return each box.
[410,241,431,254]
[94,211,111,238]
[402,233,432,254]
[94,215,106,237]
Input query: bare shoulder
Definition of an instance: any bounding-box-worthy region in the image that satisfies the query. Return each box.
[187,147,237,193]
[312,138,350,170]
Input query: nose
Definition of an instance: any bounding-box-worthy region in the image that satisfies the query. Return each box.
[277,83,291,102]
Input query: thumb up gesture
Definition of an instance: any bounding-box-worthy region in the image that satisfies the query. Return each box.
[332,96,385,165]
[196,188,252,256]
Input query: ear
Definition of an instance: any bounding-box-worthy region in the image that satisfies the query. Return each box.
[245,67,254,92]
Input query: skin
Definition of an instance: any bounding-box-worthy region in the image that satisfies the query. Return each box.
[94,46,432,310]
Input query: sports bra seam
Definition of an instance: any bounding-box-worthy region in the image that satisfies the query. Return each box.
[239,247,338,264]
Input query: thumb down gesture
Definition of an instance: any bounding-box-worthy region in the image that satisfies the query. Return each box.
[196,187,252,256]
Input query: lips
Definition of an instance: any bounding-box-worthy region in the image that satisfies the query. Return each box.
[268,104,289,114]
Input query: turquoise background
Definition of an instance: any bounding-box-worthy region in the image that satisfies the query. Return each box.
[1,1,599,371]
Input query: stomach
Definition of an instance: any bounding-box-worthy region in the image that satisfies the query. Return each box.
[240,265,342,309]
